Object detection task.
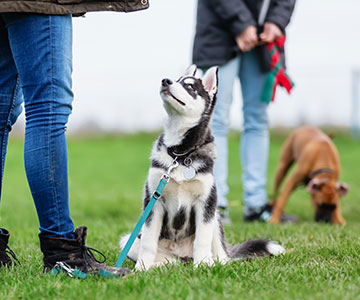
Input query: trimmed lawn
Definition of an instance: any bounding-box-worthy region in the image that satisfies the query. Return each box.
[0,130,359,300]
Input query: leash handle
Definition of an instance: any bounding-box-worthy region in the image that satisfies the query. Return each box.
[115,177,169,268]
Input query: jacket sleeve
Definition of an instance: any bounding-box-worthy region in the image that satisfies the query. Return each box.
[265,0,296,32]
[207,0,256,37]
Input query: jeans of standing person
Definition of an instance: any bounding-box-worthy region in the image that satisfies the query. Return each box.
[211,50,269,211]
[0,13,75,238]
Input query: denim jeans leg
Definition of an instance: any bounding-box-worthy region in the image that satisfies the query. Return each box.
[210,57,240,208]
[3,14,75,237]
[0,18,23,201]
[239,50,269,210]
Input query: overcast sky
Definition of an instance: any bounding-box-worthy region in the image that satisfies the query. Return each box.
[13,0,360,133]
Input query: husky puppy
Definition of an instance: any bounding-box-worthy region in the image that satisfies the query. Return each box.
[120,65,284,271]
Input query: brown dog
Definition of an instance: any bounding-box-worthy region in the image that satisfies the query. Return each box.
[269,127,348,224]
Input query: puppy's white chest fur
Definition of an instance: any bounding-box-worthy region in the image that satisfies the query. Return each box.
[149,167,213,200]
[148,166,213,241]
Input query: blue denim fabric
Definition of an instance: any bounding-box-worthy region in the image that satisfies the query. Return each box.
[211,50,269,210]
[0,13,75,238]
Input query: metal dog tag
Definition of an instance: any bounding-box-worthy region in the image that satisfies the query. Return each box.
[183,157,196,180]
[184,166,196,180]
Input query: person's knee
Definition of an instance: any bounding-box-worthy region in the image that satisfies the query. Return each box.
[25,96,73,135]
[243,115,268,131]
[211,114,230,137]
[243,102,268,131]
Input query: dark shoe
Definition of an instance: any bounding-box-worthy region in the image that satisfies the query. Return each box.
[39,226,130,277]
[218,206,232,225]
[244,205,298,223]
[0,228,20,267]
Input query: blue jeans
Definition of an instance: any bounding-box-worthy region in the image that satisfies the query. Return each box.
[211,50,269,210]
[0,13,75,238]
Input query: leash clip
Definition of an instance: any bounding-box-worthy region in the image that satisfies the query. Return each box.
[163,159,179,182]
[53,261,75,278]
[52,261,88,279]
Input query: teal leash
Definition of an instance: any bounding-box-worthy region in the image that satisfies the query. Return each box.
[115,158,179,268]
[51,261,117,279]
[51,261,88,279]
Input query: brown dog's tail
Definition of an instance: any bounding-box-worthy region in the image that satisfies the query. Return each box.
[228,239,285,260]
[328,133,335,140]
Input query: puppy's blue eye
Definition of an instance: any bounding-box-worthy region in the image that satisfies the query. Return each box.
[186,84,194,90]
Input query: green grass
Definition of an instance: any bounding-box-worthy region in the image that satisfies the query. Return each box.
[0,131,360,300]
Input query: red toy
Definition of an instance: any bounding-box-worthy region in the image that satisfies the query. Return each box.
[261,36,295,104]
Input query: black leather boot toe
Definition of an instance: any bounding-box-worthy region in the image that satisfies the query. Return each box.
[40,226,130,277]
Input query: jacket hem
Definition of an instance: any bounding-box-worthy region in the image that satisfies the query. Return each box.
[0,1,149,15]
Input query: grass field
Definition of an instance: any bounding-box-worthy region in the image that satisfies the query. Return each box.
[0,130,359,300]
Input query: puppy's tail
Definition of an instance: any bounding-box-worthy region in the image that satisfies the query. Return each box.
[228,239,285,260]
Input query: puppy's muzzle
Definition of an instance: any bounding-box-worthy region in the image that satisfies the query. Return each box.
[315,203,337,223]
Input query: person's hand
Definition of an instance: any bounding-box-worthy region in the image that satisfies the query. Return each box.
[259,22,283,43]
[235,25,258,52]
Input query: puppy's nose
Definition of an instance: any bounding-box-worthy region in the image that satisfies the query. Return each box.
[162,78,173,87]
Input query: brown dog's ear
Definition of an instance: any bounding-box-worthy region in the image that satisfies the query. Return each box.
[336,182,349,197]
[306,178,327,194]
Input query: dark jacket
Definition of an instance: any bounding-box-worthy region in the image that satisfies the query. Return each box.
[192,0,296,68]
[0,0,148,15]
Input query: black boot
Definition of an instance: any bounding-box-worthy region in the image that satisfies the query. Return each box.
[244,204,298,223]
[0,228,20,267]
[39,226,130,277]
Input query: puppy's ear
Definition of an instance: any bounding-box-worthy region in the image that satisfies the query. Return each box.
[336,182,349,197]
[202,66,218,99]
[307,178,326,194]
[184,64,197,77]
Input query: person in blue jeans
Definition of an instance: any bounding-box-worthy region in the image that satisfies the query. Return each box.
[192,0,297,224]
[0,0,148,275]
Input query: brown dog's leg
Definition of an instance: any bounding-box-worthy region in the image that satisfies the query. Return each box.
[332,207,346,225]
[269,173,303,223]
[270,149,314,223]
[271,137,295,205]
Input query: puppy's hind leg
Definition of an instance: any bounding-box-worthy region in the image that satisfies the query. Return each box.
[193,186,218,266]
[211,214,230,264]
[136,200,164,271]
[119,234,141,263]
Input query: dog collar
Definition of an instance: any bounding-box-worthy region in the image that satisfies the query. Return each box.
[167,140,212,161]
[304,168,334,185]
[167,146,198,159]
[167,141,211,181]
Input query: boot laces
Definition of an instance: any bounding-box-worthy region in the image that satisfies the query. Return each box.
[81,245,106,271]
[5,246,21,266]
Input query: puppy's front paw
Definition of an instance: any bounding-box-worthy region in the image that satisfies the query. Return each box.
[217,257,230,265]
[135,260,151,271]
[194,256,215,267]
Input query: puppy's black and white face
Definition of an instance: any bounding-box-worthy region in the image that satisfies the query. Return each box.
[160,65,218,119]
